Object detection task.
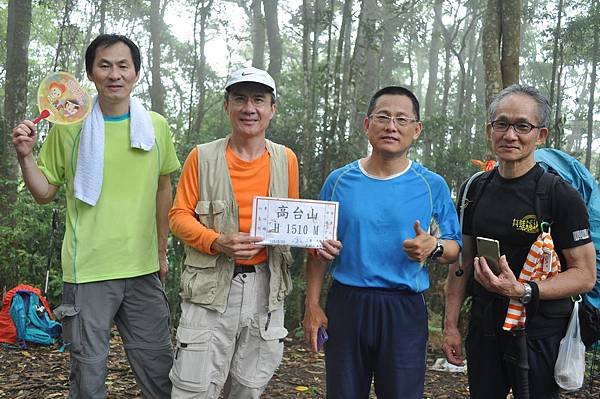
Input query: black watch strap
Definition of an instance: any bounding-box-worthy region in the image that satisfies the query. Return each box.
[429,239,444,259]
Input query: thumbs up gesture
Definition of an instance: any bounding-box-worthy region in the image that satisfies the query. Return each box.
[402,220,436,262]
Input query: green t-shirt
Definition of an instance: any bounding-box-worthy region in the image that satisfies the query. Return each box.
[38,111,180,283]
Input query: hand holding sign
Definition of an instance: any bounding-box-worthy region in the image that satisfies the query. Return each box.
[37,72,92,125]
[251,197,338,248]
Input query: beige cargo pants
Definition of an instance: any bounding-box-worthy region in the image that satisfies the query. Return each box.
[170,264,287,398]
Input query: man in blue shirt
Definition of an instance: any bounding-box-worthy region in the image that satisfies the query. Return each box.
[302,86,461,399]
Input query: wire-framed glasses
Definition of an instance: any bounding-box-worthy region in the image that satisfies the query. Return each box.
[369,114,418,127]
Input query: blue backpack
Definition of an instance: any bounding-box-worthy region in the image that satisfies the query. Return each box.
[535,149,600,307]
[535,148,600,347]
[9,290,62,348]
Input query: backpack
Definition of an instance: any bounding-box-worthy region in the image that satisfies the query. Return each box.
[0,285,61,348]
[535,149,600,348]
[457,149,600,348]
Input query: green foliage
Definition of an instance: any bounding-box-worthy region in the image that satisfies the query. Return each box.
[0,183,65,306]
[417,110,488,193]
[563,3,600,65]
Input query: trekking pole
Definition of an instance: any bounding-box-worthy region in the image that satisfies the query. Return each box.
[513,328,530,399]
[591,344,598,392]
[44,208,59,296]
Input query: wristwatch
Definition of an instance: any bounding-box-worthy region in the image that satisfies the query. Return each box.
[429,239,444,260]
[520,283,532,304]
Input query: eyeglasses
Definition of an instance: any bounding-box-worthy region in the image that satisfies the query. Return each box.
[229,94,270,107]
[369,114,418,127]
[490,120,544,135]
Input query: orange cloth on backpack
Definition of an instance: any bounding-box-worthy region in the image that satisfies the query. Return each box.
[503,231,561,330]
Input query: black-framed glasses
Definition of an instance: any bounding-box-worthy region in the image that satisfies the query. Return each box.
[369,114,418,127]
[490,120,545,135]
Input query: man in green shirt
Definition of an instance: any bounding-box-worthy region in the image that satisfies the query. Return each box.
[11,34,180,398]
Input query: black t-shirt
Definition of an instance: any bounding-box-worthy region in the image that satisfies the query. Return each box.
[462,164,592,336]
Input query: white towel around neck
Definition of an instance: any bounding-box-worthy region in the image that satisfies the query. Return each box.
[73,96,155,206]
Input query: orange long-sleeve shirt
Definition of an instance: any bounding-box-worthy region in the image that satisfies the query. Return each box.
[169,144,299,265]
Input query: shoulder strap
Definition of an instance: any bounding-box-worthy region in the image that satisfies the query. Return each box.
[457,168,496,267]
[534,170,560,233]
[459,168,496,230]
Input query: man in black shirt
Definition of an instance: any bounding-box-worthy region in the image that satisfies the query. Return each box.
[442,85,596,399]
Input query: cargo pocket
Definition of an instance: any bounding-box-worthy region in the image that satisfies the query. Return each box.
[180,261,220,304]
[54,304,82,354]
[195,200,228,232]
[244,308,287,388]
[170,326,213,391]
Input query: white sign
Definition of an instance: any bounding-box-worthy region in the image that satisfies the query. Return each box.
[250,196,338,248]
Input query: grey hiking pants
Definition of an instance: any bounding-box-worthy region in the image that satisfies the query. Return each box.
[54,273,173,399]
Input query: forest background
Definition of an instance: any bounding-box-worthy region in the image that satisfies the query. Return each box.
[0,0,598,339]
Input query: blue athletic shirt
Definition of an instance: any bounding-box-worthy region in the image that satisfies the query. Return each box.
[320,160,462,292]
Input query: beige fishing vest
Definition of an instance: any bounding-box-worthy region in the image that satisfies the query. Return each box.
[180,136,294,313]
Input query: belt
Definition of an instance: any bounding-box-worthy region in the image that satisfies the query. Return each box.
[233,265,256,276]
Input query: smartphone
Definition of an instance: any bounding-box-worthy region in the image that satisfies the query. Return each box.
[317,326,328,351]
[476,236,501,275]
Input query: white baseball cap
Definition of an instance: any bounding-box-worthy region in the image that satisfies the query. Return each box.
[225,67,277,98]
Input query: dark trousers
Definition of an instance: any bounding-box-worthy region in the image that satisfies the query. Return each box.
[324,281,428,399]
[466,300,562,399]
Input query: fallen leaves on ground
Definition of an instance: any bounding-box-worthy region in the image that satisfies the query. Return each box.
[1,335,598,398]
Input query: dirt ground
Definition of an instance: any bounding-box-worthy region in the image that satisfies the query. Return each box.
[1,334,599,398]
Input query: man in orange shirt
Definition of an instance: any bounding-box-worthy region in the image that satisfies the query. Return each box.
[169,67,299,398]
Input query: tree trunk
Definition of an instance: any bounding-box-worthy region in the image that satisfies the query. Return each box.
[75,3,97,80]
[424,0,443,117]
[300,0,326,195]
[482,0,502,108]
[263,0,282,80]
[500,0,521,86]
[319,0,335,191]
[52,0,74,72]
[1,0,32,222]
[149,0,165,114]
[567,67,589,153]
[250,0,266,69]
[407,35,414,88]
[441,45,452,117]
[335,0,354,165]
[99,0,107,34]
[548,0,564,128]
[378,3,399,87]
[585,0,599,169]
[453,15,479,121]
[462,26,482,150]
[349,0,379,154]
[482,0,521,108]
[326,0,353,180]
[300,0,313,195]
[553,40,565,149]
[189,0,212,139]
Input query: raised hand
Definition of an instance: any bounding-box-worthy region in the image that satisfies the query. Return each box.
[12,120,37,159]
[403,220,436,262]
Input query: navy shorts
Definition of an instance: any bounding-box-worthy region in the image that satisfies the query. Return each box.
[324,281,428,399]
